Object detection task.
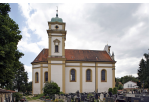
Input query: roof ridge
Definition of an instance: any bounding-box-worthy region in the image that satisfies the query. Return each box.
[43,48,105,51]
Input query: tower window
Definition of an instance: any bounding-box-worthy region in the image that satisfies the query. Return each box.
[35,72,39,83]
[55,45,58,52]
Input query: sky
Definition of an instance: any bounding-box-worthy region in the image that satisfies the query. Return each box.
[8,3,149,82]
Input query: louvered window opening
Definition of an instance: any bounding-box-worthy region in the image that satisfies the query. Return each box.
[55,45,58,52]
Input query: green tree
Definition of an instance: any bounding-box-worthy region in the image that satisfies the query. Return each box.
[138,52,149,89]
[43,81,60,96]
[0,3,24,88]
[108,88,112,93]
[115,77,120,87]
[112,87,117,94]
[120,75,138,84]
[118,84,123,90]
[13,63,28,92]
[26,81,32,94]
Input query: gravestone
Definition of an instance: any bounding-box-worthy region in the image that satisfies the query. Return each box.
[81,95,84,101]
[140,96,149,102]
[67,97,71,102]
[105,97,114,102]
[90,96,94,102]
[100,93,104,101]
[109,92,112,97]
[131,97,141,102]
[95,93,98,100]
[106,93,108,97]
[116,95,126,102]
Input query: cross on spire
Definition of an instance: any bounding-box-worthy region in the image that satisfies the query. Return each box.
[56,6,58,17]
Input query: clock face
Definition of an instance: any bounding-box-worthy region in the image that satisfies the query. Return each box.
[55,25,59,29]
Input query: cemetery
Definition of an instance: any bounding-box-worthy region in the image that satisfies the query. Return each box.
[24,89,149,102]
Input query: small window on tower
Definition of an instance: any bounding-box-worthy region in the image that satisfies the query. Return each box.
[55,45,58,52]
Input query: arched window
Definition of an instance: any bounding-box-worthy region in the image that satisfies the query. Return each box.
[70,69,76,82]
[86,69,92,82]
[35,72,39,83]
[101,69,107,82]
[45,72,48,82]
[53,39,60,53]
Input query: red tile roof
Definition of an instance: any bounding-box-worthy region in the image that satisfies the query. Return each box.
[31,49,115,64]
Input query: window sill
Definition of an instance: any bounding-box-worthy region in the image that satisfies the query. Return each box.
[86,80,92,82]
[70,80,76,82]
[101,80,107,82]
[35,82,39,83]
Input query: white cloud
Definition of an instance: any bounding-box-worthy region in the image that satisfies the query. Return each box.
[18,26,41,55]
[24,65,32,73]
[17,3,149,79]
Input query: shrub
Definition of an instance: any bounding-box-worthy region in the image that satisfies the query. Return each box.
[13,92,23,102]
[58,99,64,102]
[87,93,93,99]
[112,87,117,94]
[43,81,60,96]
[46,96,50,99]
[59,91,64,95]
[108,88,112,93]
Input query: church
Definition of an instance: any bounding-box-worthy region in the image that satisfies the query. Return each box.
[31,10,116,95]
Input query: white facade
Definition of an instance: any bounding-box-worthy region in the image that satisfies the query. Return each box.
[123,81,138,89]
[33,68,41,94]
[32,63,114,94]
[82,67,95,93]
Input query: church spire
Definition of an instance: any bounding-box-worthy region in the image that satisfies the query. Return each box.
[56,6,58,17]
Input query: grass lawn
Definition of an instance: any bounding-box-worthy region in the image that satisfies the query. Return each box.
[25,94,44,101]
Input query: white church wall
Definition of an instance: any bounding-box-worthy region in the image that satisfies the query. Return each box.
[65,67,80,93]
[51,65,63,92]
[82,63,95,66]
[33,68,40,94]
[43,64,48,67]
[51,61,62,63]
[42,68,48,88]
[98,68,113,93]
[51,24,62,30]
[66,63,80,66]
[51,37,62,56]
[98,64,112,66]
[82,67,95,93]
[33,64,40,68]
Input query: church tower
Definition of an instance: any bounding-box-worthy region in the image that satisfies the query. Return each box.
[47,8,67,93]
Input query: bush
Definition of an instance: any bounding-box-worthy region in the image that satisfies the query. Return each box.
[118,84,123,90]
[112,87,117,94]
[108,88,112,93]
[46,96,50,99]
[59,91,64,95]
[43,81,60,96]
[87,93,93,99]
[13,92,23,102]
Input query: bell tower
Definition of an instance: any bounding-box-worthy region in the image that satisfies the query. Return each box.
[47,8,66,93]
[47,9,67,58]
